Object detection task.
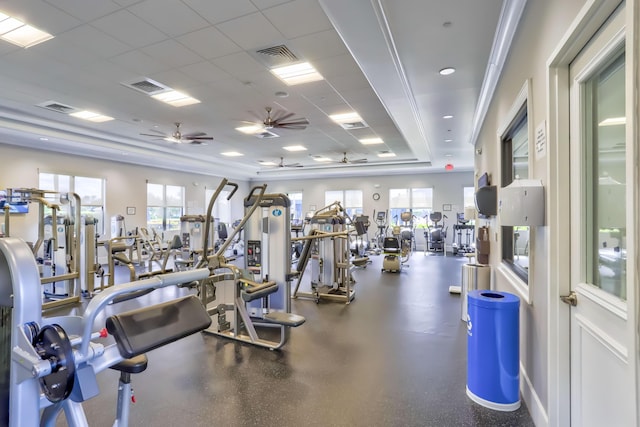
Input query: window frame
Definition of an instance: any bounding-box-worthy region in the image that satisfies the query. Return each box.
[39,172,106,235]
[147,183,185,233]
[497,79,534,303]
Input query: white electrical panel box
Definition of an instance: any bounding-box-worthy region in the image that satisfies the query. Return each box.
[499,179,545,226]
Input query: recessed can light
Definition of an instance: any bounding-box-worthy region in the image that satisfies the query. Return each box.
[443,115,453,119]
[445,139,453,142]
[439,67,456,76]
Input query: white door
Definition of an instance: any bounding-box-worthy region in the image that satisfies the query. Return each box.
[568,4,636,426]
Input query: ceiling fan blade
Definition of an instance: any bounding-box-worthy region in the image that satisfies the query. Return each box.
[275,125,307,130]
[186,140,208,145]
[182,131,207,138]
[185,136,214,140]
[284,162,303,168]
[276,118,309,126]
[352,158,368,164]
[272,111,295,122]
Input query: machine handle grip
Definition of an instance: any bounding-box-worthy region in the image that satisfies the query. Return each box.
[226,182,238,200]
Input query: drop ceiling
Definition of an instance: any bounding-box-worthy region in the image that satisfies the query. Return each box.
[0,0,519,181]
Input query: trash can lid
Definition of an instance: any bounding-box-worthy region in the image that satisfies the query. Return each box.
[468,290,519,309]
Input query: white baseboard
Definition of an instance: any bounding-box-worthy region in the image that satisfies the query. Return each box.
[520,362,549,427]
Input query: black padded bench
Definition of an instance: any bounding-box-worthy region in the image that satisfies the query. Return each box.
[106,295,211,359]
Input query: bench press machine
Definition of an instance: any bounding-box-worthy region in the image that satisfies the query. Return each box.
[1,237,211,427]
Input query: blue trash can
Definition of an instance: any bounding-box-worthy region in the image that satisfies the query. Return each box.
[466,290,520,411]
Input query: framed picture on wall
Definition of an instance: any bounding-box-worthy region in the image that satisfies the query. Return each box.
[443,204,452,212]
[127,206,136,215]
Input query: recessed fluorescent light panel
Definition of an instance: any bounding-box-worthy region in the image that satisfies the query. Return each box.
[259,161,277,166]
[313,156,332,162]
[69,110,114,122]
[235,125,263,134]
[283,145,307,152]
[0,11,53,48]
[359,137,384,145]
[221,151,243,157]
[598,117,625,126]
[271,62,324,85]
[329,111,368,130]
[443,115,453,119]
[151,90,200,107]
[377,152,396,158]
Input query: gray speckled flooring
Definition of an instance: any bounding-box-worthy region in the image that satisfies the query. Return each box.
[51,252,535,427]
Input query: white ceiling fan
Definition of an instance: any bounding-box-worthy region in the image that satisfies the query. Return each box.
[260,157,304,169]
[336,152,367,164]
[140,122,213,144]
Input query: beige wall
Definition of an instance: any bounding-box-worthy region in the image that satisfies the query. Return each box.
[474,0,588,423]
[0,144,250,242]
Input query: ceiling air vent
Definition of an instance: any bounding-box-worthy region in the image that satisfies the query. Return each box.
[37,101,77,114]
[121,77,169,95]
[252,44,299,67]
[255,130,280,139]
[338,120,369,130]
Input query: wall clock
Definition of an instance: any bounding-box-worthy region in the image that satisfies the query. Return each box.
[372,192,380,201]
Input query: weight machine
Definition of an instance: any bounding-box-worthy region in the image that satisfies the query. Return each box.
[1,237,211,427]
[425,212,447,254]
[292,202,357,304]
[2,188,82,309]
[197,181,305,350]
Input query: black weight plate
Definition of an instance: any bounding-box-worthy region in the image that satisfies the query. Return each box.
[33,324,75,403]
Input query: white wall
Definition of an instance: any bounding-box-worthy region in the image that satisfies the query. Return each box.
[0,144,250,242]
[473,0,588,424]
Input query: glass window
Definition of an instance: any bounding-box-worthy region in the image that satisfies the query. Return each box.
[39,173,105,234]
[288,191,303,220]
[389,188,432,227]
[147,183,184,232]
[325,190,343,207]
[501,108,530,282]
[464,187,475,208]
[585,52,626,298]
[206,189,231,226]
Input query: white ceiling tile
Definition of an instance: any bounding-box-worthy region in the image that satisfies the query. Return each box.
[140,39,203,67]
[216,12,283,51]
[263,0,332,39]
[288,30,348,62]
[183,0,258,24]
[251,0,293,10]
[176,27,242,59]
[211,52,268,82]
[128,0,210,37]
[147,69,200,92]
[37,38,101,67]
[109,50,171,75]
[91,10,167,48]
[53,25,131,58]
[0,0,81,34]
[43,0,122,22]
[179,61,231,83]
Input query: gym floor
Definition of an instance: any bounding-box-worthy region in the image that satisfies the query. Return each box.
[51,252,535,427]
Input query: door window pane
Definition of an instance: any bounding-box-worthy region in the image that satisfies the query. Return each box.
[585,52,626,298]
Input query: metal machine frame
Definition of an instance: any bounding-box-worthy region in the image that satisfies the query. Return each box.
[1,237,210,427]
[198,181,305,350]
